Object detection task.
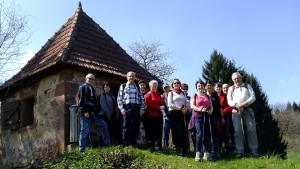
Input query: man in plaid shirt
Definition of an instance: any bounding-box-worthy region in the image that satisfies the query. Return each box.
[117,71,145,147]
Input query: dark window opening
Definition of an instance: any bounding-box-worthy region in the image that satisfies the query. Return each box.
[21,96,34,127]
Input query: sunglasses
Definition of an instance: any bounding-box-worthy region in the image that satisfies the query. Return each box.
[88,78,95,80]
[173,82,180,84]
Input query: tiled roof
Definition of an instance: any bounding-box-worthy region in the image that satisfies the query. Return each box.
[0,2,159,94]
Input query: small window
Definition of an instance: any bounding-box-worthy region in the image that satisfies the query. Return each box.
[1,100,21,130]
[21,96,34,127]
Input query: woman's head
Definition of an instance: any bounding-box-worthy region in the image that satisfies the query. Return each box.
[205,79,214,91]
[172,78,181,89]
[149,80,158,91]
[195,79,205,91]
[102,83,111,93]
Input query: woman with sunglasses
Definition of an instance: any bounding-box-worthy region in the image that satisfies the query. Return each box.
[168,78,189,156]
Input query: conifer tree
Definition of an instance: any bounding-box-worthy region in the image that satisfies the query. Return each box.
[202,50,287,158]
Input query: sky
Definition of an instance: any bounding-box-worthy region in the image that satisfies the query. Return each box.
[7,0,300,105]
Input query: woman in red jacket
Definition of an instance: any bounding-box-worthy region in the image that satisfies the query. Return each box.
[215,83,233,154]
[144,80,165,151]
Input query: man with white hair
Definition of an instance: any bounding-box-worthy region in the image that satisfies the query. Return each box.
[77,73,110,152]
[227,72,260,158]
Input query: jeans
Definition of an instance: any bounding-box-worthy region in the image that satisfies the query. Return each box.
[122,107,141,146]
[232,107,258,154]
[211,116,221,154]
[163,118,170,149]
[194,116,212,153]
[79,112,110,152]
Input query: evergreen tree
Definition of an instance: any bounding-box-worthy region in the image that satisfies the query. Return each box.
[292,101,299,112]
[202,50,287,158]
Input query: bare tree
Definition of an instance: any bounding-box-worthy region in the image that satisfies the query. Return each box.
[0,1,31,82]
[128,40,175,83]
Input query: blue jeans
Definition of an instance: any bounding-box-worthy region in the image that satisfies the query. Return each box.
[79,112,110,152]
[122,107,141,146]
[232,107,258,154]
[194,116,212,153]
[163,118,170,149]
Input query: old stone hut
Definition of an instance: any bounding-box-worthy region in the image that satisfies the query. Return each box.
[0,3,160,168]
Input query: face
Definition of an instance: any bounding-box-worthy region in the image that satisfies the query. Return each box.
[232,74,242,86]
[215,85,222,94]
[139,83,146,91]
[205,83,212,91]
[86,77,95,85]
[104,85,111,93]
[164,86,170,93]
[127,72,136,83]
[222,84,229,94]
[150,83,158,92]
[172,80,181,89]
[196,83,205,92]
[181,88,188,94]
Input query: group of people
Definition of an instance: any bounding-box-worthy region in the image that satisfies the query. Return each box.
[76,71,260,162]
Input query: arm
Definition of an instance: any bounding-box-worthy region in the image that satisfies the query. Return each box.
[227,87,235,107]
[190,95,202,112]
[117,84,125,111]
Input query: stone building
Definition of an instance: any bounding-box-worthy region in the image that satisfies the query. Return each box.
[0,3,159,168]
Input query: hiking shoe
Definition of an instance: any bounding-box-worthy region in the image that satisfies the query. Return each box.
[215,152,222,158]
[251,152,261,158]
[203,152,212,161]
[236,153,244,158]
[195,152,201,162]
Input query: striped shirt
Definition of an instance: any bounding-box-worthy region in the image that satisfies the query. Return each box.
[117,82,145,112]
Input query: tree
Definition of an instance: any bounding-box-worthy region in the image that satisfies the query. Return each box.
[202,50,287,158]
[128,40,174,83]
[0,1,31,82]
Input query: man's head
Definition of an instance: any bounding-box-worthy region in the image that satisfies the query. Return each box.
[138,80,147,92]
[85,73,95,85]
[232,72,242,86]
[126,71,136,83]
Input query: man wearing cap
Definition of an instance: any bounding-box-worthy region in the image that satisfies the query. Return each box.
[77,73,110,152]
[117,71,145,147]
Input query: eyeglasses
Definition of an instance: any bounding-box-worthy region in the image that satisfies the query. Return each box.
[88,78,95,81]
[173,82,180,84]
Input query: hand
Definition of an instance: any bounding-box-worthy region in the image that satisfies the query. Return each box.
[121,109,126,116]
[239,107,244,113]
[160,106,165,110]
[84,112,89,118]
[140,111,144,117]
[207,110,212,115]
[202,107,207,112]
[221,117,225,125]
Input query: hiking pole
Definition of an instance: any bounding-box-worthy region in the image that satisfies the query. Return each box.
[202,115,206,156]
[208,116,213,151]
[88,117,93,149]
[239,112,248,153]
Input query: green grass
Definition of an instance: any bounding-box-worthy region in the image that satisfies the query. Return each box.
[43,146,300,169]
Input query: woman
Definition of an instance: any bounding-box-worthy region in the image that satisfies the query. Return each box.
[168,78,189,156]
[99,83,120,145]
[188,79,213,161]
[144,80,165,151]
[205,80,224,159]
[215,83,233,154]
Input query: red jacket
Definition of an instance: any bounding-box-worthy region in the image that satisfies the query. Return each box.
[144,91,163,117]
[219,94,232,115]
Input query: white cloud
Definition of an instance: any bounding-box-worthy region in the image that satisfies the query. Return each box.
[21,50,35,66]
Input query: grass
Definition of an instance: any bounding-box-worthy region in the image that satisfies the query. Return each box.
[42,146,300,169]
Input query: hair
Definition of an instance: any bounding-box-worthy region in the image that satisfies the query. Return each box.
[85,73,95,79]
[149,80,158,88]
[171,78,181,88]
[181,83,189,90]
[127,71,136,77]
[102,83,111,89]
[195,79,205,89]
[138,80,147,85]
[205,79,213,86]
[232,72,242,80]
[215,83,222,88]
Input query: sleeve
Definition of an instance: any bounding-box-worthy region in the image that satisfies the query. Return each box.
[246,84,256,104]
[227,86,235,107]
[168,91,175,109]
[117,84,125,110]
[77,85,85,107]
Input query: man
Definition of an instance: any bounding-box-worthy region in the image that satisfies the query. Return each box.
[138,80,148,97]
[117,71,145,147]
[161,84,171,150]
[137,80,148,145]
[227,72,260,158]
[77,73,110,152]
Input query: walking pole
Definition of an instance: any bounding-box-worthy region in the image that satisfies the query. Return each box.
[88,117,93,149]
[202,114,206,155]
[208,116,213,150]
[239,112,248,153]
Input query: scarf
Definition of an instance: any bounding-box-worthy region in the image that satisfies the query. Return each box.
[173,88,182,94]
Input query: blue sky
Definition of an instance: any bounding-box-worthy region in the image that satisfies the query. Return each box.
[11,0,300,105]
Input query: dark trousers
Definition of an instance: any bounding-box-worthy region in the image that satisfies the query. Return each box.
[103,116,121,145]
[169,110,188,150]
[143,116,163,148]
[211,116,221,153]
[220,114,233,151]
[122,105,141,146]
